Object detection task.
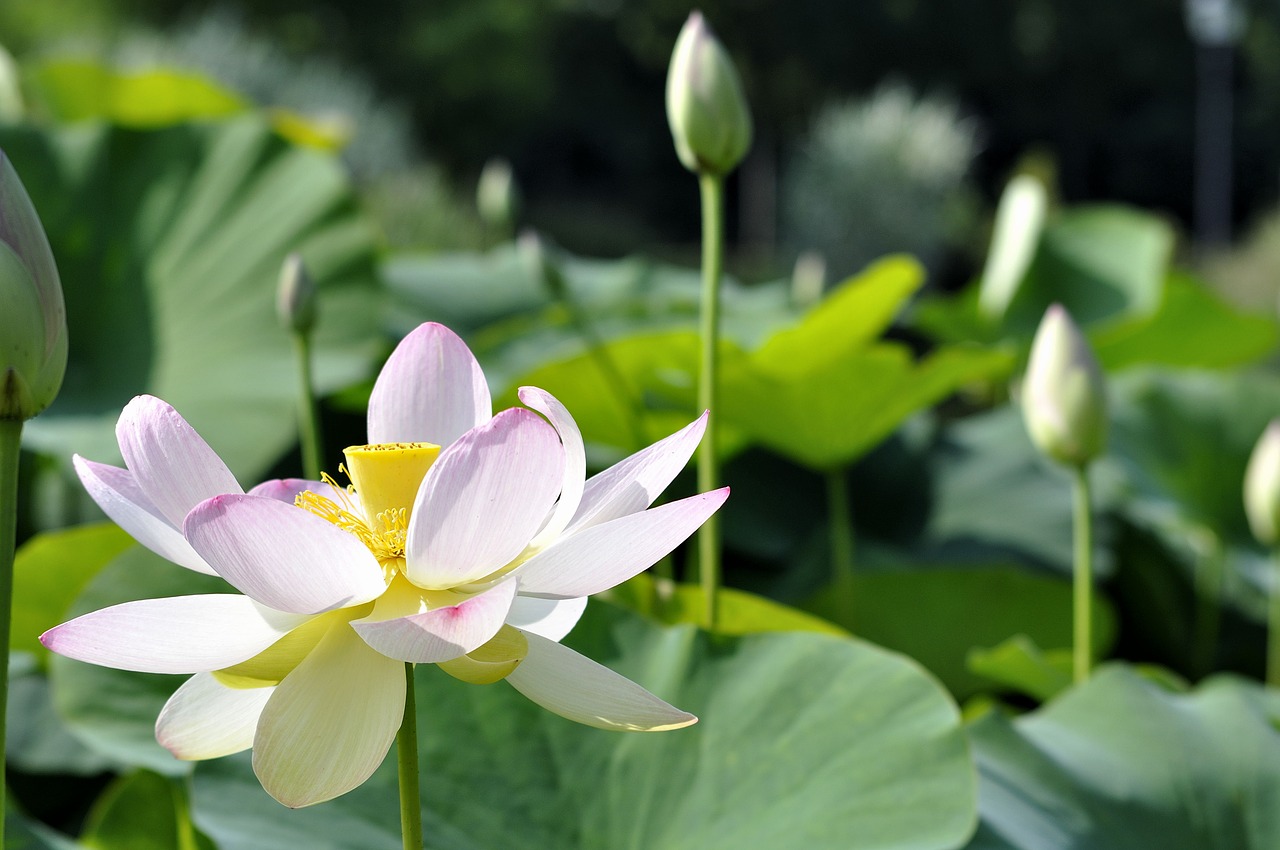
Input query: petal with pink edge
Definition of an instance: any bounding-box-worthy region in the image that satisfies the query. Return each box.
[74,455,215,575]
[405,409,564,589]
[248,478,349,508]
[519,387,586,548]
[506,630,696,731]
[40,595,311,673]
[367,322,492,447]
[566,412,707,534]
[156,673,274,760]
[506,595,587,642]
[253,625,404,808]
[517,488,729,599]
[115,395,243,527]
[184,495,387,615]
[352,577,518,662]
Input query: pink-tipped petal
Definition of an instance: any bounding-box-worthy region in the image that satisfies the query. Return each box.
[184,495,387,615]
[40,595,311,673]
[405,409,564,589]
[506,631,696,731]
[156,673,274,760]
[519,387,586,548]
[248,478,349,508]
[115,395,243,527]
[517,488,728,598]
[253,625,404,808]
[367,322,492,447]
[352,577,518,663]
[567,412,707,534]
[506,595,588,642]
[74,455,216,575]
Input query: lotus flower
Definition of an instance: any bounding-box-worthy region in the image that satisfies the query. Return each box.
[43,323,726,807]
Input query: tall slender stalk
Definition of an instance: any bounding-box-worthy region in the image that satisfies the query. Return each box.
[1269,550,1280,688]
[0,418,23,848]
[1071,464,1094,683]
[827,469,855,585]
[697,172,725,630]
[291,331,323,481]
[397,662,423,850]
[1191,534,1224,677]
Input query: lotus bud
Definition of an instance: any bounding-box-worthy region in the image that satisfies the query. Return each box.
[276,252,317,334]
[476,158,520,230]
[1021,305,1107,467]
[978,173,1047,322]
[517,230,568,300]
[0,149,66,421]
[1245,420,1280,546]
[665,11,752,176]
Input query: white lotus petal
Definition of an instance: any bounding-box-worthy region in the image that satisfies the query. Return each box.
[367,322,492,447]
[352,577,518,663]
[567,412,707,534]
[405,409,563,589]
[156,673,274,760]
[115,395,243,527]
[73,455,215,575]
[40,595,311,673]
[506,595,587,642]
[507,630,696,731]
[253,625,405,808]
[517,488,729,598]
[248,478,348,507]
[519,387,586,548]
[184,495,387,615]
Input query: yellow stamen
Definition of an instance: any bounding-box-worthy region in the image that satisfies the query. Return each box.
[438,625,529,685]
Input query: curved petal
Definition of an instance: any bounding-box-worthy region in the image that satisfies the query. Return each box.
[253,624,405,808]
[184,495,387,615]
[405,409,564,589]
[506,595,587,642]
[115,395,243,527]
[567,412,707,534]
[156,673,274,760]
[506,630,696,731]
[519,387,586,549]
[367,322,492,447]
[74,455,216,575]
[248,478,349,507]
[517,488,729,598]
[40,595,311,673]
[352,577,518,663]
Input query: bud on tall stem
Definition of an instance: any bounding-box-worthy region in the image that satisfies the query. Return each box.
[665,12,752,177]
[1021,304,1107,468]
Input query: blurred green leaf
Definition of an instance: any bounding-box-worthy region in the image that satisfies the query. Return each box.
[81,770,214,850]
[807,566,1114,699]
[966,667,1280,849]
[966,635,1072,702]
[5,805,84,850]
[49,546,231,775]
[192,602,977,850]
[604,573,849,637]
[12,523,132,666]
[8,653,114,776]
[29,61,246,126]
[1,118,382,481]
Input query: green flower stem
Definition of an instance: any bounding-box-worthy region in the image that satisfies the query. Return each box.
[826,469,855,585]
[398,663,423,850]
[0,418,22,848]
[697,171,725,630]
[1192,535,1224,677]
[291,331,324,481]
[1071,464,1094,683]
[1268,550,1280,688]
[174,777,199,850]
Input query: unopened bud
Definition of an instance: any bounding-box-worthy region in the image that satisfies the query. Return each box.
[276,252,317,334]
[0,149,66,421]
[1021,305,1106,467]
[665,12,752,176]
[477,158,520,230]
[1246,420,1280,546]
[978,174,1047,322]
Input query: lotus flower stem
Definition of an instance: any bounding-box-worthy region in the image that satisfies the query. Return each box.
[1071,464,1093,683]
[826,469,855,586]
[175,778,199,850]
[0,418,21,845]
[1269,550,1280,688]
[291,330,324,482]
[397,662,423,850]
[697,172,725,629]
[1192,537,1224,677]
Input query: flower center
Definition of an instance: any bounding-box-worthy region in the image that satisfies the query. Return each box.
[294,442,440,578]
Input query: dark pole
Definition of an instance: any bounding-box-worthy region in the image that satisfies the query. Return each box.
[1193,42,1233,247]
